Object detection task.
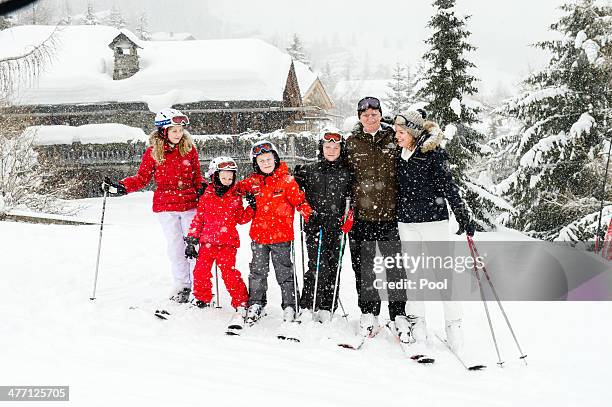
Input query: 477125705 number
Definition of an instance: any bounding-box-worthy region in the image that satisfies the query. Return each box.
[0,386,69,401]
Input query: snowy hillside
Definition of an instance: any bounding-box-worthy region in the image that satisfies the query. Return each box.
[1,192,610,406]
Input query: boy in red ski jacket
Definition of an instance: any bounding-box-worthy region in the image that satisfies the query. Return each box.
[184,156,252,328]
[236,140,312,326]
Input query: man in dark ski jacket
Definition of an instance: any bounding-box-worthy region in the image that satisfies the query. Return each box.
[294,131,353,323]
[345,96,407,336]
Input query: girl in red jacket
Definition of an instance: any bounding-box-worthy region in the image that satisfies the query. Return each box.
[236,140,312,326]
[184,156,252,328]
[102,108,204,303]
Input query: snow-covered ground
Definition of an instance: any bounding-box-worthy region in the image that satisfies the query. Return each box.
[1,192,610,406]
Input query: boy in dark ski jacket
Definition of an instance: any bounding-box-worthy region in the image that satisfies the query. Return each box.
[184,156,252,328]
[236,140,313,325]
[293,131,354,323]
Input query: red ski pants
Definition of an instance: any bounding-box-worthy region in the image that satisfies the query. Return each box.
[192,244,248,309]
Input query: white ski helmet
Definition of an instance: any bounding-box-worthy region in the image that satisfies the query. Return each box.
[206,156,238,179]
[154,108,190,129]
[249,139,278,160]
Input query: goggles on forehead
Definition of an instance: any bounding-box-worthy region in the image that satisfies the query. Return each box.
[155,115,190,127]
[394,115,422,130]
[357,96,381,111]
[322,132,343,143]
[217,160,237,170]
[252,142,274,157]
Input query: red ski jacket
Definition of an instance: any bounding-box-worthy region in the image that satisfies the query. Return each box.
[237,162,312,245]
[187,184,253,248]
[122,145,203,213]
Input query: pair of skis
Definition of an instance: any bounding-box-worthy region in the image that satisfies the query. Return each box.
[337,321,434,365]
[338,321,485,371]
[226,313,301,342]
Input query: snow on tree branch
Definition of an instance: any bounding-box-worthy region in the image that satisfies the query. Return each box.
[0,24,60,104]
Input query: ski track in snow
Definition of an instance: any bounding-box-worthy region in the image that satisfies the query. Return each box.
[1,192,609,406]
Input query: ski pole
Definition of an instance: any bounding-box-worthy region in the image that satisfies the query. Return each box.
[214,261,221,308]
[468,236,528,365]
[90,189,108,300]
[291,239,300,314]
[331,198,351,324]
[595,136,612,252]
[331,232,348,323]
[312,227,324,312]
[300,216,306,279]
[466,235,503,366]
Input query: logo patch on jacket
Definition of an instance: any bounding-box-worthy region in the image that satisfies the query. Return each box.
[273,189,284,197]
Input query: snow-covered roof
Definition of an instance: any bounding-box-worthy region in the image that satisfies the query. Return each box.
[27,124,148,146]
[1,25,319,111]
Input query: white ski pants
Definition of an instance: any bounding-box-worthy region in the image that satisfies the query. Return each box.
[398,220,463,321]
[156,209,196,290]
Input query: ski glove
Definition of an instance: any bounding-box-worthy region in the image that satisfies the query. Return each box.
[307,210,321,227]
[196,182,208,199]
[340,209,354,234]
[184,236,199,259]
[245,192,257,211]
[456,220,476,237]
[101,177,127,196]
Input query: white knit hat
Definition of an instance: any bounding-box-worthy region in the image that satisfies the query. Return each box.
[394,109,427,136]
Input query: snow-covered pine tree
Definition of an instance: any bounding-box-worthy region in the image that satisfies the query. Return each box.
[82,3,99,25]
[417,0,505,228]
[108,5,126,29]
[135,13,151,40]
[386,63,413,116]
[0,15,12,30]
[286,34,310,67]
[501,0,612,242]
[0,126,77,220]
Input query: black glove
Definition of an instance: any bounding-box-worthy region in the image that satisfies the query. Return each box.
[196,182,208,199]
[307,210,322,227]
[101,177,127,196]
[184,236,199,259]
[456,220,476,237]
[245,193,257,211]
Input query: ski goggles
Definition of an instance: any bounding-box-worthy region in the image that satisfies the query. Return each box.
[394,115,423,130]
[322,132,343,143]
[155,115,190,127]
[217,160,237,170]
[251,142,274,157]
[357,96,381,112]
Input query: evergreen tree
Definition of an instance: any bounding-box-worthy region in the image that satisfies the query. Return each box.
[386,63,413,115]
[0,16,13,30]
[500,0,612,241]
[108,5,126,29]
[82,3,99,26]
[418,0,480,125]
[319,61,338,95]
[135,13,151,40]
[418,0,503,228]
[286,34,310,67]
[61,1,72,25]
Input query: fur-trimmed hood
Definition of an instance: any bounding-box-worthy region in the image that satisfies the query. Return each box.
[417,121,445,153]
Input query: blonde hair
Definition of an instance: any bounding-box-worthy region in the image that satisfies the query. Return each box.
[148,128,195,164]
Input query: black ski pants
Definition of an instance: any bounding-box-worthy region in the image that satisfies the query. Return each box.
[300,227,343,312]
[348,219,407,320]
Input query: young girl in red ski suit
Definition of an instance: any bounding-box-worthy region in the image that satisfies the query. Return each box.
[102,108,204,303]
[184,156,252,327]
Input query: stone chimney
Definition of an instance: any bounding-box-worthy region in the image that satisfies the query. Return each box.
[108,33,142,80]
